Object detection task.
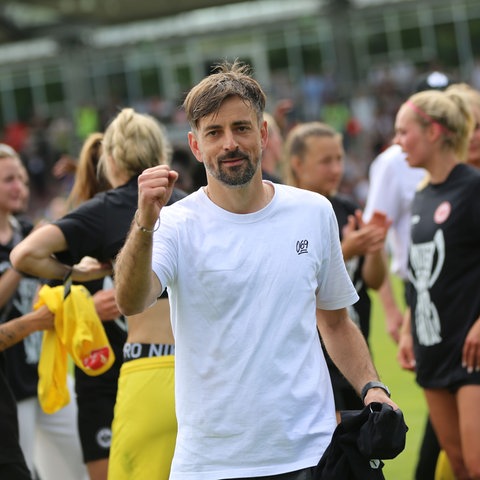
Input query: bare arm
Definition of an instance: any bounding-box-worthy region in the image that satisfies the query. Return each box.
[10,224,111,282]
[397,307,416,371]
[317,307,398,408]
[341,210,388,289]
[463,315,480,374]
[92,288,121,322]
[0,268,22,309]
[0,306,53,352]
[378,275,405,344]
[115,165,178,316]
[362,249,387,291]
[115,223,162,315]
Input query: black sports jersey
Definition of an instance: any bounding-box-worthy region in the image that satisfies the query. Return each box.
[409,164,480,388]
[0,216,43,401]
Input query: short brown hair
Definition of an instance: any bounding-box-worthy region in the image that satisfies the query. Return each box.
[183,60,266,130]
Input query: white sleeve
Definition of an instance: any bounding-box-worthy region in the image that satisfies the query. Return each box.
[316,205,359,310]
[152,207,178,291]
[363,147,403,223]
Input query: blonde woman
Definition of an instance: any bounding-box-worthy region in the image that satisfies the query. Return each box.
[395,89,480,479]
[11,109,185,480]
[1,144,90,480]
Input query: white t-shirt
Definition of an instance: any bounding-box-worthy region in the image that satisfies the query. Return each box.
[363,144,426,279]
[152,183,359,480]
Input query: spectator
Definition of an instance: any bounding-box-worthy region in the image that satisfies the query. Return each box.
[0,143,87,480]
[10,110,185,480]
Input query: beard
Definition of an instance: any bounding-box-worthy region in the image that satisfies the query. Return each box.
[205,149,261,187]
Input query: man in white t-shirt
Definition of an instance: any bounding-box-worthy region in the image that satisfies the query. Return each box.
[114,61,398,480]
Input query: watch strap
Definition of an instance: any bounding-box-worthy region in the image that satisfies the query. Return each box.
[361,381,391,402]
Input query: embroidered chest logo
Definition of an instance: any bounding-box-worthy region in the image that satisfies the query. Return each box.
[296,239,309,255]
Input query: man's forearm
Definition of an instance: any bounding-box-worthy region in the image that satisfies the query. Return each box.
[114,221,159,316]
[319,309,398,408]
[318,309,379,395]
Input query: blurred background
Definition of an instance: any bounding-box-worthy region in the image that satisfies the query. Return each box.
[1,0,479,217]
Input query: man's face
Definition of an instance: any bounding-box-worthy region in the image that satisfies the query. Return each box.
[188,96,267,187]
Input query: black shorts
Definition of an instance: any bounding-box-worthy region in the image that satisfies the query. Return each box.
[74,320,125,463]
[77,392,116,463]
[447,374,480,393]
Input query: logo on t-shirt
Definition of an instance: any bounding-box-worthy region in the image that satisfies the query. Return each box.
[296,239,309,255]
[434,201,451,224]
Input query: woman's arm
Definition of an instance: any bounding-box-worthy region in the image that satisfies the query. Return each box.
[0,268,22,309]
[462,316,480,374]
[10,224,70,279]
[10,224,111,282]
[362,248,387,290]
[397,307,416,371]
[0,306,53,352]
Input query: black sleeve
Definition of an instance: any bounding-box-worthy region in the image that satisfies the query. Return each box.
[53,194,108,265]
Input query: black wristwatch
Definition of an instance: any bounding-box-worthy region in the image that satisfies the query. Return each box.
[361,381,391,402]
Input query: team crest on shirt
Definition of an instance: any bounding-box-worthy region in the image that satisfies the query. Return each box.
[96,428,112,449]
[434,201,451,224]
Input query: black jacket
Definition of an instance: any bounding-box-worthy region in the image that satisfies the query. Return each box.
[314,402,408,479]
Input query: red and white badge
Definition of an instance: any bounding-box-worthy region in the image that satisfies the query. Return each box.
[434,201,451,224]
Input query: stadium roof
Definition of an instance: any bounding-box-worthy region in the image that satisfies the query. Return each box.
[0,0,411,48]
[0,0,253,45]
